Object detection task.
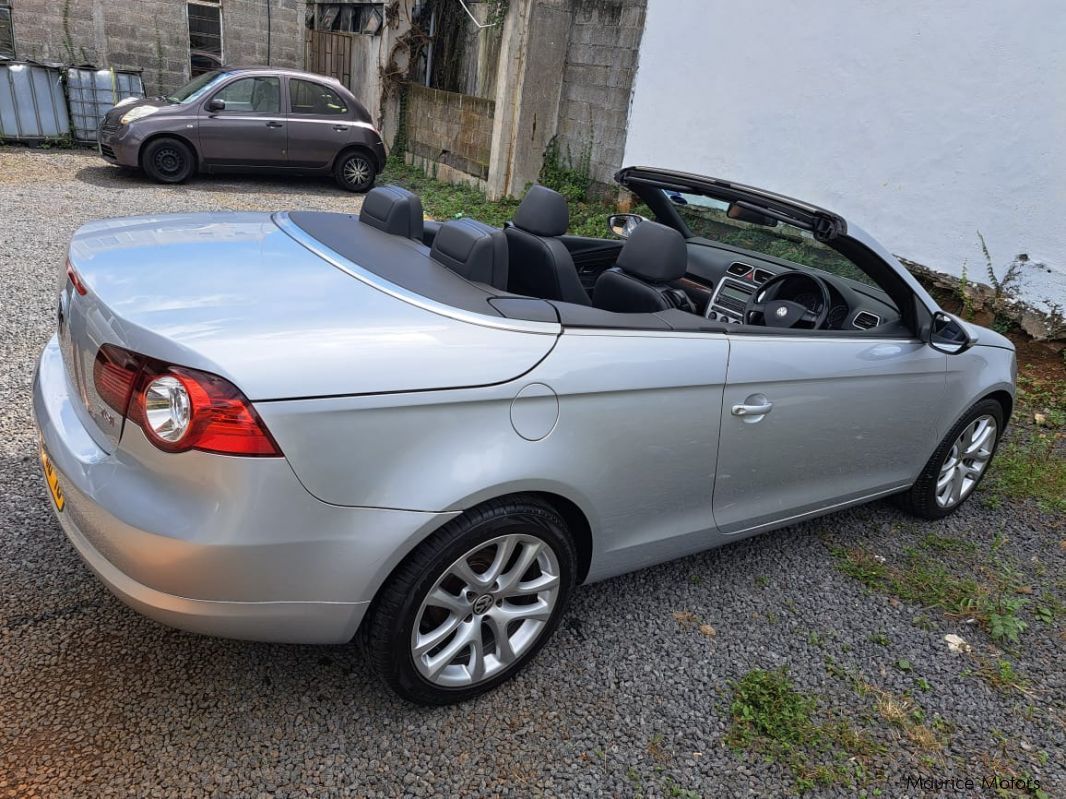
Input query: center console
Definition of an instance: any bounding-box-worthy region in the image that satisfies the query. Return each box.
[705,263,772,324]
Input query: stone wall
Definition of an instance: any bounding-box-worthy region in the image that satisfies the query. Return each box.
[7,0,307,95]
[555,0,646,189]
[405,83,495,186]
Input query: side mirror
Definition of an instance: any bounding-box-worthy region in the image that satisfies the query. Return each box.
[608,213,647,239]
[928,310,978,354]
[206,98,226,112]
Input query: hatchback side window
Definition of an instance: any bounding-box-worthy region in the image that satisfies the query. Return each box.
[211,77,281,114]
[289,79,348,115]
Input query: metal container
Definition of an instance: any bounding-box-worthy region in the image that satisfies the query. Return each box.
[67,67,145,142]
[0,61,71,141]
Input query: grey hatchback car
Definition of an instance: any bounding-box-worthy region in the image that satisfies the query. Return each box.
[97,66,387,192]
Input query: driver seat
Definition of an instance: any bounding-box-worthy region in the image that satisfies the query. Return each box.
[592,221,691,313]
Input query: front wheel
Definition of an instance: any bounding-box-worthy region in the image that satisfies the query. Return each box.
[333,150,377,193]
[363,496,576,705]
[141,137,195,184]
[895,398,1004,519]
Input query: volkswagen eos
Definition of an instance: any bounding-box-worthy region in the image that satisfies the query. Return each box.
[33,168,1015,704]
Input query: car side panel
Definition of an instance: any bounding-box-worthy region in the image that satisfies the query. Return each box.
[256,330,730,584]
[715,335,947,533]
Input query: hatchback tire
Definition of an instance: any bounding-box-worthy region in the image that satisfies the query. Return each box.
[895,398,1004,519]
[334,149,377,193]
[142,137,195,184]
[363,496,577,705]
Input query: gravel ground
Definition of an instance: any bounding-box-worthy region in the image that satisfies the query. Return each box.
[1,148,1063,798]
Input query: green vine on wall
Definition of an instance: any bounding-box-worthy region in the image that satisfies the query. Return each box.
[539,135,593,202]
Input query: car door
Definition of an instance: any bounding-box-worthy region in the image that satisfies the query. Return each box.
[285,77,355,169]
[713,331,946,534]
[198,75,287,167]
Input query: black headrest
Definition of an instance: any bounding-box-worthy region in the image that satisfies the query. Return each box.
[512,184,568,237]
[359,185,424,240]
[615,221,687,283]
[430,218,509,289]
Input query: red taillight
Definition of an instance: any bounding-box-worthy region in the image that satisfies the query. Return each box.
[92,345,282,457]
[66,260,88,296]
[93,344,141,414]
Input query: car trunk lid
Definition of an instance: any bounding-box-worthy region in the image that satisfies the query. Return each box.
[60,212,558,453]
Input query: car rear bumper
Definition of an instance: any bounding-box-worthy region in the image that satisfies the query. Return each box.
[32,335,457,644]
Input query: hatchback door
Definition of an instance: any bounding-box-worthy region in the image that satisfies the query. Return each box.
[285,76,357,168]
[714,333,946,534]
[198,75,287,166]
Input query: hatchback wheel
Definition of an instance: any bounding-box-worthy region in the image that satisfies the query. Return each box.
[142,137,195,184]
[895,399,1004,519]
[334,150,377,193]
[363,496,576,705]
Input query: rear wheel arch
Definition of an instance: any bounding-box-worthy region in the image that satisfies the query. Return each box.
[360,490,594,642]
[332,143,381,172]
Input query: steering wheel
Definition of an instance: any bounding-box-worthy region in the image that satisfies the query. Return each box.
[744,271,832,329]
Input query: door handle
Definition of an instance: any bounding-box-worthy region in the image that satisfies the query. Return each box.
[332,125,349,132]
[731,395,773,418]
[732,402,773,416]
[265,121,284,128]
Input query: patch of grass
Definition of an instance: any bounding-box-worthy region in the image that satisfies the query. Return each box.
[727,668,880,793]
[379,156,646,238]
[983,435,1066,513]
[831,546,1038,645]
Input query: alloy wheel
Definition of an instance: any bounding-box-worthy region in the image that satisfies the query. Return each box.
[411,533,561,688]
[343,155,371,187]
[935,414,997,508]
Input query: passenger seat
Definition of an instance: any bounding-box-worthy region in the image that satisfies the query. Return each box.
[430,218,509,290]
[504,185,590,305]
[359,185,424,242]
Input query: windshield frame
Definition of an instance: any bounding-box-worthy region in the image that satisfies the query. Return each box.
[165,70,227,104]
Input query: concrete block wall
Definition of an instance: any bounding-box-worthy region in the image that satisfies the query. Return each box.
[7,0,307,96]
[555,0,646,188]
[406,83,495,182]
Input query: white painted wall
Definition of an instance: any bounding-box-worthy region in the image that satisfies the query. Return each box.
[623,0,1066,308]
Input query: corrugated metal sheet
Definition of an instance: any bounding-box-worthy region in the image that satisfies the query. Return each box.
[67,67,146,142]
[0,61,70,141]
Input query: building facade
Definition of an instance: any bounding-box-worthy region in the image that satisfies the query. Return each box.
[1,0,308,95]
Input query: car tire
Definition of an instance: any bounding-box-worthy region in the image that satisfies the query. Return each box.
[334,149,377,193]
[894,398,1004,520]
[141,137,195,184]
[362,495,577,705]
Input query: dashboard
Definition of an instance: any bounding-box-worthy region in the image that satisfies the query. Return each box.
[676,238,900,330]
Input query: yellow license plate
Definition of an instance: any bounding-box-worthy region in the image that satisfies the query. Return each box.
[40,448,65,512]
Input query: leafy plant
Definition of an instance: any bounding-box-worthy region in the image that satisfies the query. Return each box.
[988,598,1029,643]
[538,135,593,202]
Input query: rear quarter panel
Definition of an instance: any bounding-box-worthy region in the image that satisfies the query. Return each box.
[256,329,731,584]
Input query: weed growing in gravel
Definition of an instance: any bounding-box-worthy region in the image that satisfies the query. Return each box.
[727,668,880,793]
[830,544,1042,645]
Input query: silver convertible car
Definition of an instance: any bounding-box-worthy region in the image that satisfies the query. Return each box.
[33,168,1015,704]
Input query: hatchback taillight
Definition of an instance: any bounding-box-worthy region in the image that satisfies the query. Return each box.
[92,345,282,457]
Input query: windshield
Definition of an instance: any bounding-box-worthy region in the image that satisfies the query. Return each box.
[166,70,226,104]
[664,189,878,288]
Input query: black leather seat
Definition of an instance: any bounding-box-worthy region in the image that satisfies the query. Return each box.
[592,221,691,313]
[359,185,424,242]
[504,185,590,305]
[430,218,509,290]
